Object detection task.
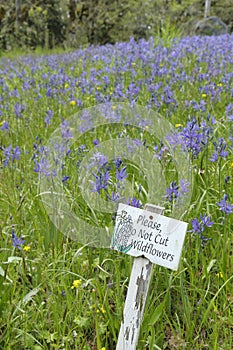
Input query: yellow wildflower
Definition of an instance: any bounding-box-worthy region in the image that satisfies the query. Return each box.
[217,83,222,87]
[65,83,69,89]
[71,279,82,289]
[100,306,106,314]
[70,100,76,106]
[175,123,183,128]
[96,86,101,91]
[23,245,31,252]
[216,272,223,278]
[100,348,106,350]
[202,93,207,98]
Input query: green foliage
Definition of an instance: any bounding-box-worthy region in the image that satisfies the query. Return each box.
[0,34,233,348]
[0,0,233,51]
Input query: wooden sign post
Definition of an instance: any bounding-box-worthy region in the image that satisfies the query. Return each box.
[111,203,188,350]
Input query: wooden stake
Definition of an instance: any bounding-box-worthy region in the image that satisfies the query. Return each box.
[116,204,164,350]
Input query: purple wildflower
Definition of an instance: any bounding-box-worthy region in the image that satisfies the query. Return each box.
[134,139,143,146]
[114,157,123,169]
[14,102,25,118]
[225,176,230,184]
[61,290,66,297]
[44,110,53,125]
[60,119,73,139]
[154,142,167,160]
[1,121,9,132]
[34,158,56,177]
[3,145,21,165]
[109,191,120,201]
[165,181,179,202]
[126,197,143,208]
[190,218,202,234]
[3,145,12,166]
[91,170,110,194]
[210,138,228,162]
[116,166,128,182]
[90,152,108,168]
[167,118,211,158]
[200,214,214,227]
[180,118,206,157]
[93,139,100,146]
[179,179,190,196]
[190,214,214,243]
[62,175,70,183]
[12,229,25,250]
[217,194,233,215]
[226,103,233,121]
[12,146,21,161]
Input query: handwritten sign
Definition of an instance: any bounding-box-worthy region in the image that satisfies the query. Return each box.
[111,203,188,271]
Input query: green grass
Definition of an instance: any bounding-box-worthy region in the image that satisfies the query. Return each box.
[0,34,233,350]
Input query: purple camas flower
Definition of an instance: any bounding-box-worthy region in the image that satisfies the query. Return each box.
[61,290,66,297]
[165,181,179,202]
[12,229,25,250]
[62,175,70,183]
[114,157,123,169]
[3,145,21,166]
[91,169,110,194]
[225,176,230,184]
[60,119,73,139]
[217,194,233,215]
[190,218,202,234]
[210,138,228,162]
[14,102,25,118]
[116,166,128,182]
[167,118,211,159]
[179,179,190,196]
[126,197,143,208]
[44,110,53,125]
[90,152,108,168]
[226,103,233,121]
[154,142,167,160]
[1,121,9,132]
[134,139,143,147]
[34,158,56,177]
[93,139,100,146]
[12,146,21,161]
[109,191,120,202]
[180,118,205,158]
[190,214,214,243]
[200,214,214,227]
[165,179,190,204]
[3,145,12,166]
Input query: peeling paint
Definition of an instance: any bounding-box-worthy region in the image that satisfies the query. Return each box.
[124,326,130,341]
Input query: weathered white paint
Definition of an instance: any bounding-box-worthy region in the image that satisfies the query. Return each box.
[204,0,211,18]
[116,204,164,350]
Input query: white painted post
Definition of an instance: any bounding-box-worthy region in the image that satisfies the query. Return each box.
[204,0,211,18]
[116,204,164,350]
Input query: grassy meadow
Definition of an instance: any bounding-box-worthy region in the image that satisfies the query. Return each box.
[0,33,233,350]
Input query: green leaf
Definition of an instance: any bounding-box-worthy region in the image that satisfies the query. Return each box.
[0,265,12,282]
[143,300,165,326]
